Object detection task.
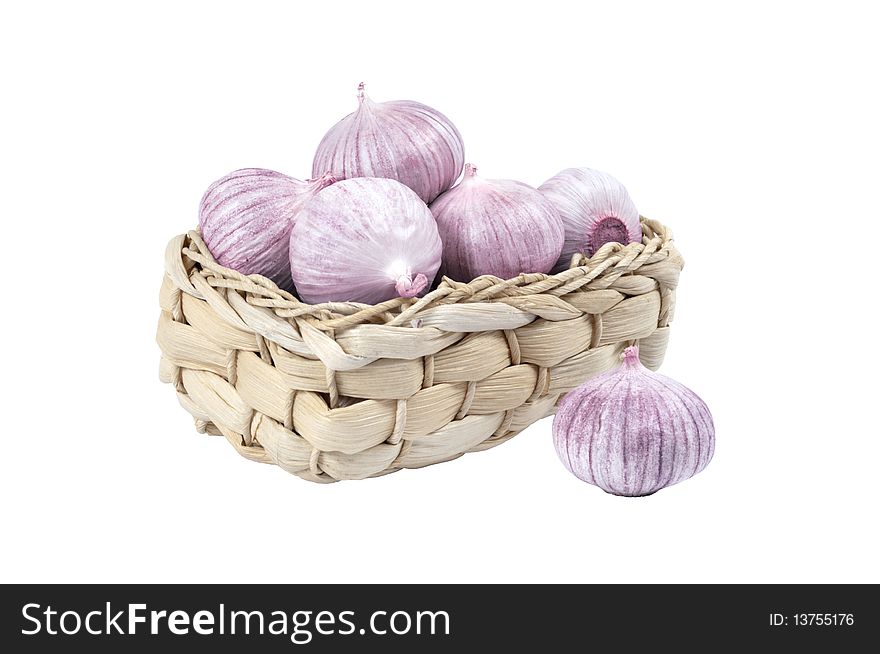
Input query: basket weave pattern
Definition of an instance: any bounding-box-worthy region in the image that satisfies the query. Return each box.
[157,218,682,482]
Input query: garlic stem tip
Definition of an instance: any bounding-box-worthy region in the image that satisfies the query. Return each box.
[357,82,366,101]
[623,345,640,364]
[306,171,337,188]
[464,163,478,178]
[396,273,428,298]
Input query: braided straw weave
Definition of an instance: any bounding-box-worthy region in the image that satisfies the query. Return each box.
[157,218,683,482]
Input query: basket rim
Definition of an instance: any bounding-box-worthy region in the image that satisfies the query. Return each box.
[165,216,681,332]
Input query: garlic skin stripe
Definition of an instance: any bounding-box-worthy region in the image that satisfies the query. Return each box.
[312,83,465,204]
[553,346,715,496]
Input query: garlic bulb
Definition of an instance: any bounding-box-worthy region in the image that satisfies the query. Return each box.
[312,83,465,204]
[429,164,565,281]
[289,178,442,305]
[553,346,714,496]
[199,168,335,291]
[539,167,641,271]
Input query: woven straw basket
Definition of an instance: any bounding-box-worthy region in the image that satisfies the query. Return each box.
[157,218,682,483]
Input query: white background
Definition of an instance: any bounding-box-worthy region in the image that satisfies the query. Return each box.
[1,1,877,584]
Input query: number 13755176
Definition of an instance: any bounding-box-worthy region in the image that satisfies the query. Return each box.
[770,613,854,627]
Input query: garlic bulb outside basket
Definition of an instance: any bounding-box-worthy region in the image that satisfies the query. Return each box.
[553,346,715,496]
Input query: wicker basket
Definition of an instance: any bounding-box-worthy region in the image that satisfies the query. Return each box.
[157,218,682,482]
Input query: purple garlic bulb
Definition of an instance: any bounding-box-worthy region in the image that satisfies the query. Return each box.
[553,346,714,496]
[199,168,336,291]
[312,83,465,204]
[289,177,442,305]
[539,167,641,271]
[429,164,565,281]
